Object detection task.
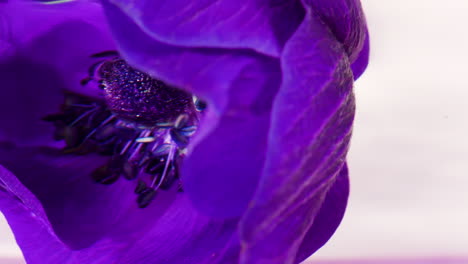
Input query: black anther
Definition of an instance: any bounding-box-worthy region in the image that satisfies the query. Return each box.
[137,188,157,208]
[134,180,147,194]
[170,128,189,148]
[91,165,120,185]
[123,161,139,180]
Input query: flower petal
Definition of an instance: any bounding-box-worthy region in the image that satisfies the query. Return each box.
[0,144,146,249]
[0,1,114,145]
[102,1,282,218]
[0,2,243,262]
[0,148,238,264]
[116,197,238,264]
[108,0,305,57]
[295,164,349,263]
[307,0,368,63]
[238,6,355,263]
[0,55,65,145]
[0,165,78,263]
[350,30,369,80]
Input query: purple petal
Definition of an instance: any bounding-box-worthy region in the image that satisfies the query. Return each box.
[102,1,281,218]
[0,0,114,95]
[306,0,368,63]
[108,0,305,57]
[1,2,240,262]
[311,259,468,264]
[0,144,149,249]
[0,165,78,263]
[116,197,238,264]
[239,7,355,263]
[0,1,114,145]
[0,55,65,145]
[2,0,366,262]
[295,164,349,263]
[0,153,238,263]
[351,30,369,79]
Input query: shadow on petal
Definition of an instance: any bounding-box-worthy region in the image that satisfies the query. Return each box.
[0,58,65,145]
[0,1,115,144]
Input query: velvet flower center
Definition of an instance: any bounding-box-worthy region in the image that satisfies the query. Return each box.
[44,51,205,208]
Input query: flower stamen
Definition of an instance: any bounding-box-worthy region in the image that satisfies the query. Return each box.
[44,51,203,208]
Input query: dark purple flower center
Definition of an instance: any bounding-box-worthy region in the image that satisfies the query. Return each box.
[44,51,205,208]
[99,58,194,125]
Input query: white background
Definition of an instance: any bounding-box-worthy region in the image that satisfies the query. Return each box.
[1,0,468,263]
[312,0,468,260]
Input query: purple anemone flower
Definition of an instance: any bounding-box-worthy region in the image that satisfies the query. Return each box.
[0,0,369,263]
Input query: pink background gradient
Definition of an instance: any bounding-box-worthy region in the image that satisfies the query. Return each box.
[1,0,468,263]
